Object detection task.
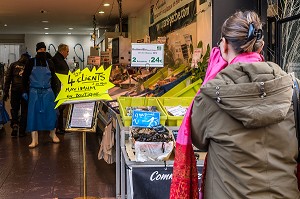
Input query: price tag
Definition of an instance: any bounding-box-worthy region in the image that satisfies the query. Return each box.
[166,106,187,116]
[191,48,202,68]
[131,110,160,127]
[131,43,164,67]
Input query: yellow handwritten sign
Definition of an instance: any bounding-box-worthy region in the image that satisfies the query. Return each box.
[54,66,115,108]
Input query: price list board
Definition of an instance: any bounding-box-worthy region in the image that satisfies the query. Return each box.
[131,43,164,67]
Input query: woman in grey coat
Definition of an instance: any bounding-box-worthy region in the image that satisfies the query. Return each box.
[191,11,300,198]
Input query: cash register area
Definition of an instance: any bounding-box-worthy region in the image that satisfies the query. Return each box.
[0,123,116,199]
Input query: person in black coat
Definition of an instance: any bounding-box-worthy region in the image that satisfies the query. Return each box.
[3,53,30,137]
[51,43,69,134]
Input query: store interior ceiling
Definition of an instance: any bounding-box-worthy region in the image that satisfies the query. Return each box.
[0,0,149,35]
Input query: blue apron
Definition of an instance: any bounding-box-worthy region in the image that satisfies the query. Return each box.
[26,59,57,131]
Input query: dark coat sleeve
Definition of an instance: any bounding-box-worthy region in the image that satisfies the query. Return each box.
[22,58,34,93]
[3,63,14,95]
[51,52,69,95]
[191,94,209,151]
[48,59,60,96]
[52,53,69,74]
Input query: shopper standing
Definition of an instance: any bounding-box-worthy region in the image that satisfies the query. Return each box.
[22,42,60,148]
[52,43,69,134]
[3,53,30,137]
[189,11,299,198]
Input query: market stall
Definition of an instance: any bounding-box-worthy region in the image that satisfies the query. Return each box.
[97,97,205,199]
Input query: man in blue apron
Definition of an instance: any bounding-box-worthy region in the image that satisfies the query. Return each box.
[22,42,60,148]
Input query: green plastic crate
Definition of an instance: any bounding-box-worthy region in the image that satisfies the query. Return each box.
[157,97,194,126]
[117,97,167,127]
[143,65,187,89]
[162,78,202,97]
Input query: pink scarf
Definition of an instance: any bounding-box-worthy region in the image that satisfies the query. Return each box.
[169,49,264,199]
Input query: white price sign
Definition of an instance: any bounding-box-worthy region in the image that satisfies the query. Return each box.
[131,43,164,67]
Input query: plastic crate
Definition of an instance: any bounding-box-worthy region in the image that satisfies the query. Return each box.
[155,72,191,97]
[157,97,193,126]
[143,67,168,88]
[117,97,167,127]
[143,65,187,89]
[162,78,202,97]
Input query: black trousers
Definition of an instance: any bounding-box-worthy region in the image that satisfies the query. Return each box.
[10,90,28,132]
[57,104,66,130]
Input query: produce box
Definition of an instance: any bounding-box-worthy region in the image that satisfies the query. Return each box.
[154,72,191,97]
[157,97,194,126]
[143,65,187,89]
[130,125,174,162]
[143,67,168,89]
[117,97,167,127]
[162,78,202,97]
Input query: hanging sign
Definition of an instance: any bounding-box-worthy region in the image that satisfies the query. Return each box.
[149,0,196,40]
[87,56,100,65]
[131,110,160,127]
[100,51,111,64]
[131,43,164,67]
[54,66,115,108]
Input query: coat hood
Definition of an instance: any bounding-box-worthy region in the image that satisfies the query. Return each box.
[200,62,294,128]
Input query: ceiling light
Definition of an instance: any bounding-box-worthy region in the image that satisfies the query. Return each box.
[68,28,73,30]
[4,24,7,27]
[42,20,49,23]
[68,33,72,35]
[98,11,105,14]
[45,33,49,34]
[103,3,110,6]
[44,27,49,30]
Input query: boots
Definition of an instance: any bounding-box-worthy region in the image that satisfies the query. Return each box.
[19,130,27,137]
[11,124,18,137]
[49,129,60,143]
[29,131,38,148]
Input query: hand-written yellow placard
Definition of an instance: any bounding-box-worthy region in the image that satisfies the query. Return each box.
[54,66,115,108]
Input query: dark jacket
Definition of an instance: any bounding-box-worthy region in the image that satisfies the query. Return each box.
[4,60,26,94]
[22,52,59,95]
[52,52,69,93]
[191,62,300,198]
[52,52,69,75]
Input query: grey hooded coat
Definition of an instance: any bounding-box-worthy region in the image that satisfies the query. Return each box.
[191,61,300,199]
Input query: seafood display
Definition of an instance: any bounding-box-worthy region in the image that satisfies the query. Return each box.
[130,125,174,162]
[126,106,157,116]
[131,125,172,142]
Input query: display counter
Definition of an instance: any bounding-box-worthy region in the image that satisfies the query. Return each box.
[117,117,205,199]
[98,100,205,199]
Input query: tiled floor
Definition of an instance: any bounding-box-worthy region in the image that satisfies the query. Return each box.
[0,123,116,199]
